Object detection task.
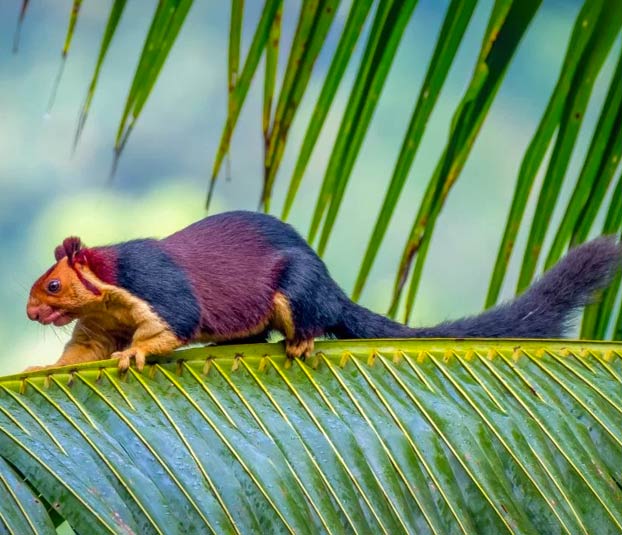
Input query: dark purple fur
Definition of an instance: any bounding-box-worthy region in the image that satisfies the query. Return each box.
[161,216,285,338]
[89,211,622,343]
[409,236,622,338]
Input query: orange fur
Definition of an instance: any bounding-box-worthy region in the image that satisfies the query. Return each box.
[271,292,295,339]
[284,338,315,359]
[28,257,104,320]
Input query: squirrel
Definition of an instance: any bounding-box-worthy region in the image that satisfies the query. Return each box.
[26,210,622,372]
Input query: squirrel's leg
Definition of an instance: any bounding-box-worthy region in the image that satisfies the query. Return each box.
[271,249,346,359]
[23,321,114,372]
[272,292,315,359]
[112,321,182,372]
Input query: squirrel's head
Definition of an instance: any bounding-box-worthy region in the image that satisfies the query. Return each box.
[27,237,115,326]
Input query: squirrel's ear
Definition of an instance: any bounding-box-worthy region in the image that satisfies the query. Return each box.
[55,237,84,264]
[54,245,66,261]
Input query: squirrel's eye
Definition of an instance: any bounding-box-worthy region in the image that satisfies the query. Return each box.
[47,279,61,294]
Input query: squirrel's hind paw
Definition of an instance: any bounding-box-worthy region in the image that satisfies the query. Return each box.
[285,338,314,360]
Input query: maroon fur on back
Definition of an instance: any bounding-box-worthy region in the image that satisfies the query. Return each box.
[162,215,284,337]
[85,247,118,285]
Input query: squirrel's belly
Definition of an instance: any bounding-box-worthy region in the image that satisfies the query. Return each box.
[195,319,271,344]
[194,290,296,344]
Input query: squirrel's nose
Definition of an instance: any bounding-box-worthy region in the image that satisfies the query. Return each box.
[26,298,39,321]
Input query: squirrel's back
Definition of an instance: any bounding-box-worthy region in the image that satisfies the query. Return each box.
[170,212,622,341]
[103,213,622,342]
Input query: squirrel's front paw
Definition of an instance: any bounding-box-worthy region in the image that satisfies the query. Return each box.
[111,347,146,372]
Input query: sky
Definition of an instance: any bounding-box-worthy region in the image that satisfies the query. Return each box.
[0,0,619,375]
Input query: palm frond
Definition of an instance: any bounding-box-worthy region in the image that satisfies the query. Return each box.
[260,0,342,212]
[262,3,280,143]
[208,0,283,208]
[308,0,418,249]
[73,0,128,150]
[12,0,31,53]
[515,1,622,293]
[0,457,56,533]
[581,170,622,339]
[229,0,244,98]
[545,48,622,269]
[318,1,423,256]
[47,0,83,113]
[2,340,622,532]
[486,0,622,305]
[353,0,477,302]
[111,0,194,179]
[392,0,542,321]
[281,0,374,220]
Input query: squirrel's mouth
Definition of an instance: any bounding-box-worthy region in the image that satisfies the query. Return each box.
[42,310,74,327]
[29,308,74,327]
[27,298,75,327]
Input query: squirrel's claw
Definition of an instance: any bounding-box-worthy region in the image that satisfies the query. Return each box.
[112,347,146,372]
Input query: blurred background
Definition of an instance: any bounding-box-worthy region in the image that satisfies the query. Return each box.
[0,0,618,374]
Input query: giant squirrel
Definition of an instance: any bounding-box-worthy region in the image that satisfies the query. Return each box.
[26,211,622,371]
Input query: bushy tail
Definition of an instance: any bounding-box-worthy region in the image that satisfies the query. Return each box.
[335,236,622,340]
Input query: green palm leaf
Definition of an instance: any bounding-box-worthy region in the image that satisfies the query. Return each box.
[47,0,83,113]
[74,0,128,150]
[260,0,342,212]
[280,0,374,220]
[308,0,418,249]
[112,0,195,178]
[352,0,477,302]
[391,0,542,320]
[544,48,622,269]
[486,0,621,306]
[581,170,622,340]
[12,0,31,53]
[515,0,622,293]
[262,3,281,144]
[0,457,56,533]
[2,340,622,532]
[208,0,283,208]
